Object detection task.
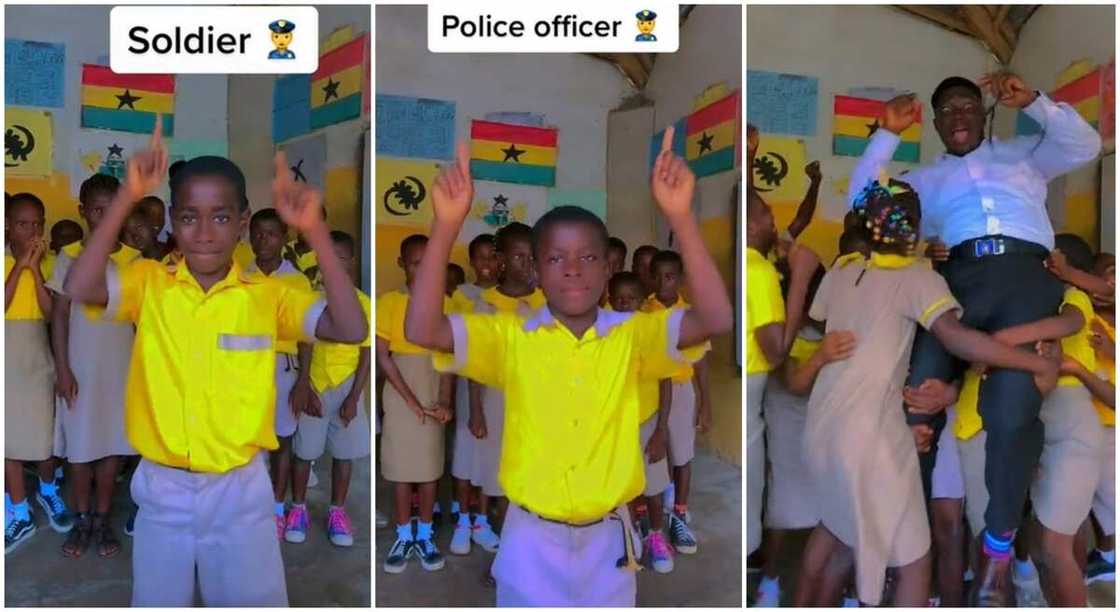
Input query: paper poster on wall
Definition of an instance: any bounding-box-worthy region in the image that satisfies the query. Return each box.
[375,95,456,160]
[71,131,149,195]
[1018,60,1105,137]
[833,95,920,163]
[470,120,557,186]
[846,86,902,101]
[484,112,545,127]
[649,117,687,173]
[548,188,606,221]
[746,70,818,137]
[751,135,807,205]
[279,133,326,190]
[80,64,174,135]
[273,74,310,143]
[4,108,52,177]
[6,39,65,108]
[460,181,548,243]
[375,157,441,228]
[310,34,367,130]
[169,139,228,164]
[686,89,738,177]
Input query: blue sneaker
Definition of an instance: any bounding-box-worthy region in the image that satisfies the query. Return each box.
[35,490,74,533]
[412,536,445,571]
[5,515,37,554]
[1086,549,1116,584]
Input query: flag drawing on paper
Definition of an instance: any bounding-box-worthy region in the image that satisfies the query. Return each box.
[273,74,311,143]
[73,133,150,195]
[310,34,367,129]
[4,108,52,177]
[279,133,326,190]
[376,157,441,228]
[470,120,557,186]
[80,64,174,135]
[649,117,687,172]
[1052,64,1102,128]
[751,135,807,204]
[461,182,548,243]
[833,95,920,163]
[685,90,738,177]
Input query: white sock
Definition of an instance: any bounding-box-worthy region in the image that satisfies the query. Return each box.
[456,512,470,527]
[475,513,490,528]
[450,500,461,514]
[1100,548,1116,564]
[757,575,780,593]
[274,501,285,517]
[1013,557,1036,578]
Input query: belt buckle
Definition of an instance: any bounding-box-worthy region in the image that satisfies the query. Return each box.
[973,238,1005,258]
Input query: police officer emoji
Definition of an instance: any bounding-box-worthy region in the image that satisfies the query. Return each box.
[635,10,657,42]
[268,19,296,59]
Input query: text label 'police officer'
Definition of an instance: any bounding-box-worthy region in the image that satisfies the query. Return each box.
[442,14,623,38]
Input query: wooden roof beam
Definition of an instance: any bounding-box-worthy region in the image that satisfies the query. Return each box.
[959,5,1013,64]
[896,5,974,37]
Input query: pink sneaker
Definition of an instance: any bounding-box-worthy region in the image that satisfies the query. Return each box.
[327,506,354,547]
[647,531,674,573]
[284,504,309,543]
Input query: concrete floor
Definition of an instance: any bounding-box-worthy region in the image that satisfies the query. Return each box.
[747,528,1116,607]
[375,449,742,607]
[5,456,371,607]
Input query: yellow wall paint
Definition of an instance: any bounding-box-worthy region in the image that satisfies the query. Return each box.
[324,166,362,244]
[1063,191,1100,251]
[696,214,742,465]
[375,224,470,296]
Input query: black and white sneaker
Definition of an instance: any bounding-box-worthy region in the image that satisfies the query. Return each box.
[5,516,37,554]
[383,537,411,574]
[413,536,446,571]
[668,511,698,554]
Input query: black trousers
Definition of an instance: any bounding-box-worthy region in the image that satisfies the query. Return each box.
[906,246,1064,535]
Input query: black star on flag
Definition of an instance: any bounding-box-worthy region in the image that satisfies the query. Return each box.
[493,194,509,206]
[501,144,525,162]
[322,78,340,103]
[697,132,715,154]
[116,89,142,110]
[107,143,124,157]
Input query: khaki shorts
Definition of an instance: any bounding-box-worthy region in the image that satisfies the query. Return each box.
[294,375,372,462]
[639,416,671,497]
[1031,385,1102,535]
[1094,425,1116,536]
[667,380,696,467]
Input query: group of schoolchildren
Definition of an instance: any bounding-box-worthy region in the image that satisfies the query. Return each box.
[746,121,1116,606]
[376,134,734,605]
[6,121,371,606]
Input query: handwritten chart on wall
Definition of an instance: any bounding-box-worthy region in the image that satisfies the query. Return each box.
[5,39,65,108]
[746,70,818,137]
[375,95,456,161]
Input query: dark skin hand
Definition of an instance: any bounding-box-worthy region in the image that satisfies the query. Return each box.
[903,378,959,416]
[929,311,1059,394]
[339,347,371,427]
[646,379,671,463]
[786,161,822,240]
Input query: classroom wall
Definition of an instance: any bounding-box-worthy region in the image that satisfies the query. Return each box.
[4,5,226,228]
[747,5,996,262]
[998,5,1115,251]
[642,4,743,465]
[374,4,632,294]
[227,5,370,263]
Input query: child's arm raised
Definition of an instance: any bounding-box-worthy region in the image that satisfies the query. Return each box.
[991,305,1084,347]
[930,313,1057,391]
[404,144,473,352]
[65,120,167,304]
[271,152,366,343]
[650,127,734,347]
[786,161,821,240]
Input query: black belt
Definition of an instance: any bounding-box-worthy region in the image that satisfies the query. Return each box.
[949,235,1050,261]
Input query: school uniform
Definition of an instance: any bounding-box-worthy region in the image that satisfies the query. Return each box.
[807,253,957,605]
[641,294,709,468]
[470,286,546,496]
[5,249,56,462]
[105,257,325,606]
[375,289,451,483]
[294,288,372,462]
[1030,288,1103,535]
[762,328,821,530]
[450,286,478,482]
[636,367,672,499]
[283,240,321,289]
[434,305,705,606]
[46,243,139,463]
[745,246,784,555]
[245,260,313,438]
[1091,314,1115,536]
[953,372,990,535]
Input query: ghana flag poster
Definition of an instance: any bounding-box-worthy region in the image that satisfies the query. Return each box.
[833,95,921,163]
[470,120,557,187]
[685,90,738,177]
[80,64,174,135]
[310,33,368,129]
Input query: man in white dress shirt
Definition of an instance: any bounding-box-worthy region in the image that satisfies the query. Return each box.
[849,72,1101,605]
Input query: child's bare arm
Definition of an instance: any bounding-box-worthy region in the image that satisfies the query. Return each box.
[28,247,52,318]
[754,323,786,370]
[781,330,856,396]
[405,144,473,353]
[786,161,821,240]
[66,119,166,304]
[693,355,711,431]
[931,312,1051,375]
[1062,358,1115,408]
[782,243,821,350]
[992,305,1084,347]
[346,347,371,403]
[51,296,78,404]
[376,336,425,420]
[649,127,734,347]
[468,380,486,438]
[5,261,20,311]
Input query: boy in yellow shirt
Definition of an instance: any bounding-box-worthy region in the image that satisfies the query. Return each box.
[63,124,367,605]
[287,230,371,547]
[405,130,732,606]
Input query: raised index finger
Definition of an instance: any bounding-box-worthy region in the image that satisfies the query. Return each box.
[273,151,290,183]
[661,125,675,154]
[150,113,163,149]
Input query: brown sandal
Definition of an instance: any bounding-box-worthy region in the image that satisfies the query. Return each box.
[92,513,121,558]
[62,513,92,558]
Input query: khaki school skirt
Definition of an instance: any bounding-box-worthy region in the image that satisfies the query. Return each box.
[380,353,444,483]
[6,320,55,461]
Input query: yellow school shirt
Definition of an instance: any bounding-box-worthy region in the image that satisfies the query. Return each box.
[54,242,142,321]
[433,307,706,523]
[107,258,324,473]
[640,294,709,383]
[245,259,313,355]
[480,286,547,314]
[450,288,475,315]
[309,288,371,393]
[4,250,55,321]
[1093,314,1115,426]
[374,289,453,355]
[233,241,255,270]
[789,335,821,366]
[746,247,785,375]
[956,287,1097,440]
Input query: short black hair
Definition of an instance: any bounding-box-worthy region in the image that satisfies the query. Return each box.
[7,192,45,218]
[532,206,609,256]
[1054,233,1095,274]
[79,174,120,205]
[169,156,249,212]
[138,195,165,212]
[330,230,355,256]
[168,159,186,179]
[651,249,683,273]
[496,222,533,253]
[608,236,628,258]
[250,207,286,232]
[468,233,495,259]
[401,233,428,257]
[932,76,982,109]
[632,244,658,266]
[448,262,465,279]
[609,271,644,296]
[52,219,83,236]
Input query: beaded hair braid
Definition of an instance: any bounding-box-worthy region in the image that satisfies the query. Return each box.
[851,173,920,251]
